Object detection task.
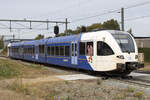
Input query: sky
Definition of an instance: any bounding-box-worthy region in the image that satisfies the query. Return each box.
[0,0,150,39]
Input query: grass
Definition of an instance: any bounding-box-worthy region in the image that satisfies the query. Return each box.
[138,48,150,62]
[0,58,50,79]
[7,77,30,95]
[0,59,20,78]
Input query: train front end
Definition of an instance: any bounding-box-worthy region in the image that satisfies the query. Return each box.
[111,31,144,75]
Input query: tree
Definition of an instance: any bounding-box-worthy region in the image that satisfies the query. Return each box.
[46,36,52,39]
[0,36,4,49]
[35,34,44,40]
[102,19,120,30]
[86,23,102,32]
[57,19,121,37]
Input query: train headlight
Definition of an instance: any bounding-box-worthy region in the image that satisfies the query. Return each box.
[135,55,138,59]
[116,55,124,59]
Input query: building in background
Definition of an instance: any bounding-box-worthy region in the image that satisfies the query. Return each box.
[135,37,150,48]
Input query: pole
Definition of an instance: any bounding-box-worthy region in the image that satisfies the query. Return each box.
[47,19,49,30]
[121,8,124,31]
[13,34,15,42]
[10,20,12,32]
[30,21,32,29]
[65,18,68,34]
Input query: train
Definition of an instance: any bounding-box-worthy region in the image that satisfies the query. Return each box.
[8,30,144,76]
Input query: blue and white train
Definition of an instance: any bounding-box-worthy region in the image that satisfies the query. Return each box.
[8,30,144,76]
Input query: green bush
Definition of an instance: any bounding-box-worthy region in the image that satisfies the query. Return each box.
[138,48,150,62]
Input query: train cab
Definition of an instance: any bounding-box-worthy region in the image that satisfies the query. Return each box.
[79,30,143,75]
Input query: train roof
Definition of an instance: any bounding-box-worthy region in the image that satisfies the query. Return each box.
[11,42,22,47]
[10,30,130,46]
[23,40,38,45]
[38,39,48,44]
[105,30,129,34]
[47,34,81,43]
[46,30,126,43]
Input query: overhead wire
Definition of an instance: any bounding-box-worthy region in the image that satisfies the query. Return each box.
[14,22,29,29]
[71,9,120,23]
[125,1,150,9]
[70,1,150,23]
[125,15,150,21]
[0,23,9,28]
[29,0,91,19]
[36,1,150,33]
[2,1,150,38]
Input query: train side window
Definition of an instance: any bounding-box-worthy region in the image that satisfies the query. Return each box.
[79,42,86,55]
[24,48,26,54]
[23,48,24,54]
[60,46,64,56]
[30,47,32,54]
[65,46,70,56]
[86,42,93,56]
[39,45,45,54]
[51,46,55,56]
[55,46,60,56]
[75,43,77,56]
[47,46,51,55]
[27,48,29,54]
[97,41,114,56]
[29,48,31,54]
[72,44,74,56]
[28,48,30,54]
[29,48,30,54]
[32,47,35,55]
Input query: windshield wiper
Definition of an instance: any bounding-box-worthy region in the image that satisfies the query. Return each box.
[125,50,130,54]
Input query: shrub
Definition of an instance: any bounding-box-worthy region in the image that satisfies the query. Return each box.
[128,87,134,93]
[97,78,102,85]
[134,91,145,99]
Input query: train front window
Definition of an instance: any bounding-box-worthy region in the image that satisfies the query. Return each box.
[112,34,135,53]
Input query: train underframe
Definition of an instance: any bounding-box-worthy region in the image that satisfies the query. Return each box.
[104,62,144,77]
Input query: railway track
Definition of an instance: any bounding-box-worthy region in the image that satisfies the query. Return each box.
[124,79,150,87]
[112,76,150,88]
[134,70,150,74]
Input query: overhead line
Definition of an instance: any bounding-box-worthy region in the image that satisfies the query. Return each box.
[125,15,150,21]
[14,22,29,29]
[125,1,150,9]
[0,23,9,28]
[71,9,120,23]
[0,19,68,23]
[70,1,150,23]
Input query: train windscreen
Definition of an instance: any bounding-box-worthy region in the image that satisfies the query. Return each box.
[112,33,135,53]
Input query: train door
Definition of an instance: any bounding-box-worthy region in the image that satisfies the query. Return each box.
[71,42,78,65]
[35,45,39,60]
